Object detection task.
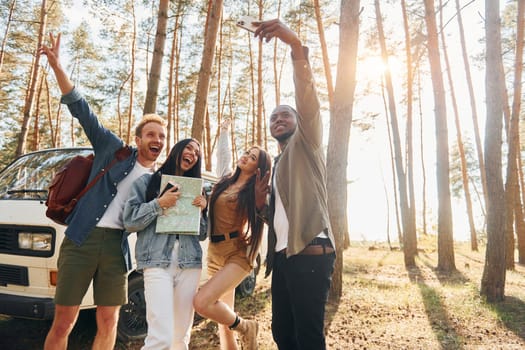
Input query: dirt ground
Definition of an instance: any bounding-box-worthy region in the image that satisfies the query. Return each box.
[2,243,525,349]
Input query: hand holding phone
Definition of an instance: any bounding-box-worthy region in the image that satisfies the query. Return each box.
[236,16,259,33]
[160,181,178,197]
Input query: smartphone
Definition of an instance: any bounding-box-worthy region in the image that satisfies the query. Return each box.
[236,16,259,33]
[160,181,177,196]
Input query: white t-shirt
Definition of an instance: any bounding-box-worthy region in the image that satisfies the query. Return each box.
[273,175,289,253]
[97,161,154,229]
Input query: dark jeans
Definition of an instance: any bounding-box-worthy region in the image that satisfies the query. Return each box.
[271,250,336,350]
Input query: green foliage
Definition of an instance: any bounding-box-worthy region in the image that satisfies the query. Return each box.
[449,137,481,200]
[1,1,339,158]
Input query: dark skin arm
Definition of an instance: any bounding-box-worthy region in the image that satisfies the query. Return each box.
[253,19,305,60]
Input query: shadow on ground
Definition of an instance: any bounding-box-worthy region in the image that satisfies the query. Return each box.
[408,265,467,350]
[0,309,97,350]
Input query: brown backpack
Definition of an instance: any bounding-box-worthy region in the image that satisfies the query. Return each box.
[45,146,131,225]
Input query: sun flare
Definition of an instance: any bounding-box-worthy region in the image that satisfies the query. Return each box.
[358,56,402,81]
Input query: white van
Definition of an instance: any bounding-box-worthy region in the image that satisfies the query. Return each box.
[0,148,262,341]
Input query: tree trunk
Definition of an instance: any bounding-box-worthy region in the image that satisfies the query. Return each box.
[439,0,478,252]
[209,18,224,171]
[42,73,55,147]
[273,0,282,106]
[400,0,417,258]
[384,88,403,246]
[126,1,137,144]
[32,72,45,151]
[117,72,131,139]
[423,0,455,272]
[143,0,169,114]
[17,0,47,157]
[401,0,417,254]
[518,153,525,263]
[167,2,183,154]
[519,151,525,229]
[173,6,184,150]
[205,107,211,171]
[228,83,237,164]
[327,0,359,301]
[481,0,506,302]
[516,191,525,264]
[313,0,334,109]
[454,0,488,215]
[417,75,428,236]
[504,0,525,269]
[0,0,16,74]
[375,0,415,267]
[256,6,263,145]
[43,73,58,147]
[191,0,223,143]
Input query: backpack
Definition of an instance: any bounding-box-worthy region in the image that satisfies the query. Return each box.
[45,147,131,225]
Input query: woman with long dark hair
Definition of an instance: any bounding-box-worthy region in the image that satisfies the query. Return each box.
[124,138,207,350]
[193,120,271,350]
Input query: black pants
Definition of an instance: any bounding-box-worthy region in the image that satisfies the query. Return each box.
[271,250,336,350]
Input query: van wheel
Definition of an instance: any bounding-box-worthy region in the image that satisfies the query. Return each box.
[117,274,147,342]
[236,269,256,298]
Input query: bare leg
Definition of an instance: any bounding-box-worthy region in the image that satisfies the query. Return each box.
[194,263,258,349]
[92,305,120,350]
[217,289,237,350]
[193,262,247,325]
[44,304,80,350]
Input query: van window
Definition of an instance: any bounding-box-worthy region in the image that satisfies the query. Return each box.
[0,149,92,200]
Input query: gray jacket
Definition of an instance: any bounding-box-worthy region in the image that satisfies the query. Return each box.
[123,173,206,270]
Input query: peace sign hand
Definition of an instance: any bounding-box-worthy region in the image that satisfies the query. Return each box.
[254,168,271,210]
[38,33,62,70]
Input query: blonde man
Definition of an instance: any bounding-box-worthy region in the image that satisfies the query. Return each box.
[39,33,167,350]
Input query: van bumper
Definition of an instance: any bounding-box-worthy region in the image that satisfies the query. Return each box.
[0,293,54,319]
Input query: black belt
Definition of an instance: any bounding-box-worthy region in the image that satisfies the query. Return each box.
[309,237,332,247]
[211,231,239,243]
[277,237,334,255]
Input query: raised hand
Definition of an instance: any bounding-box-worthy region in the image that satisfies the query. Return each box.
[38,33,62,70]
[253,19,303,59]
[254,168,271,210]
[38,32,74,94]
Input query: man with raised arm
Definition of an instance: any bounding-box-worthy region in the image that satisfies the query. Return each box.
[254,19,337,350]
[39,33,167,350]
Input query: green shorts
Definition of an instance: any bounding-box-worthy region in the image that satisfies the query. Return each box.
[55,227,127,306]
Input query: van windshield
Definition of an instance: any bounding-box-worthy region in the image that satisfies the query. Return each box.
[0,149,92,200]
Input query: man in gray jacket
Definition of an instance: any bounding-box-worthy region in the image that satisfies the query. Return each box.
[254,19,336,350]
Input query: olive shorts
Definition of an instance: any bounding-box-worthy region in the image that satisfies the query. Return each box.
[207,237,252,276]
[55,227,127,306]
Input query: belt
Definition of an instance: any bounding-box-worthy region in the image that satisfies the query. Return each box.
[210,231,239,243]
[278,237,334,256]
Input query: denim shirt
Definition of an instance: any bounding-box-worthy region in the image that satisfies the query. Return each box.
[61,88,137,270]
[123,173,204,270]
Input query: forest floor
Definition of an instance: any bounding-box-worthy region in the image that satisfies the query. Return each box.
[2,237,525,349]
